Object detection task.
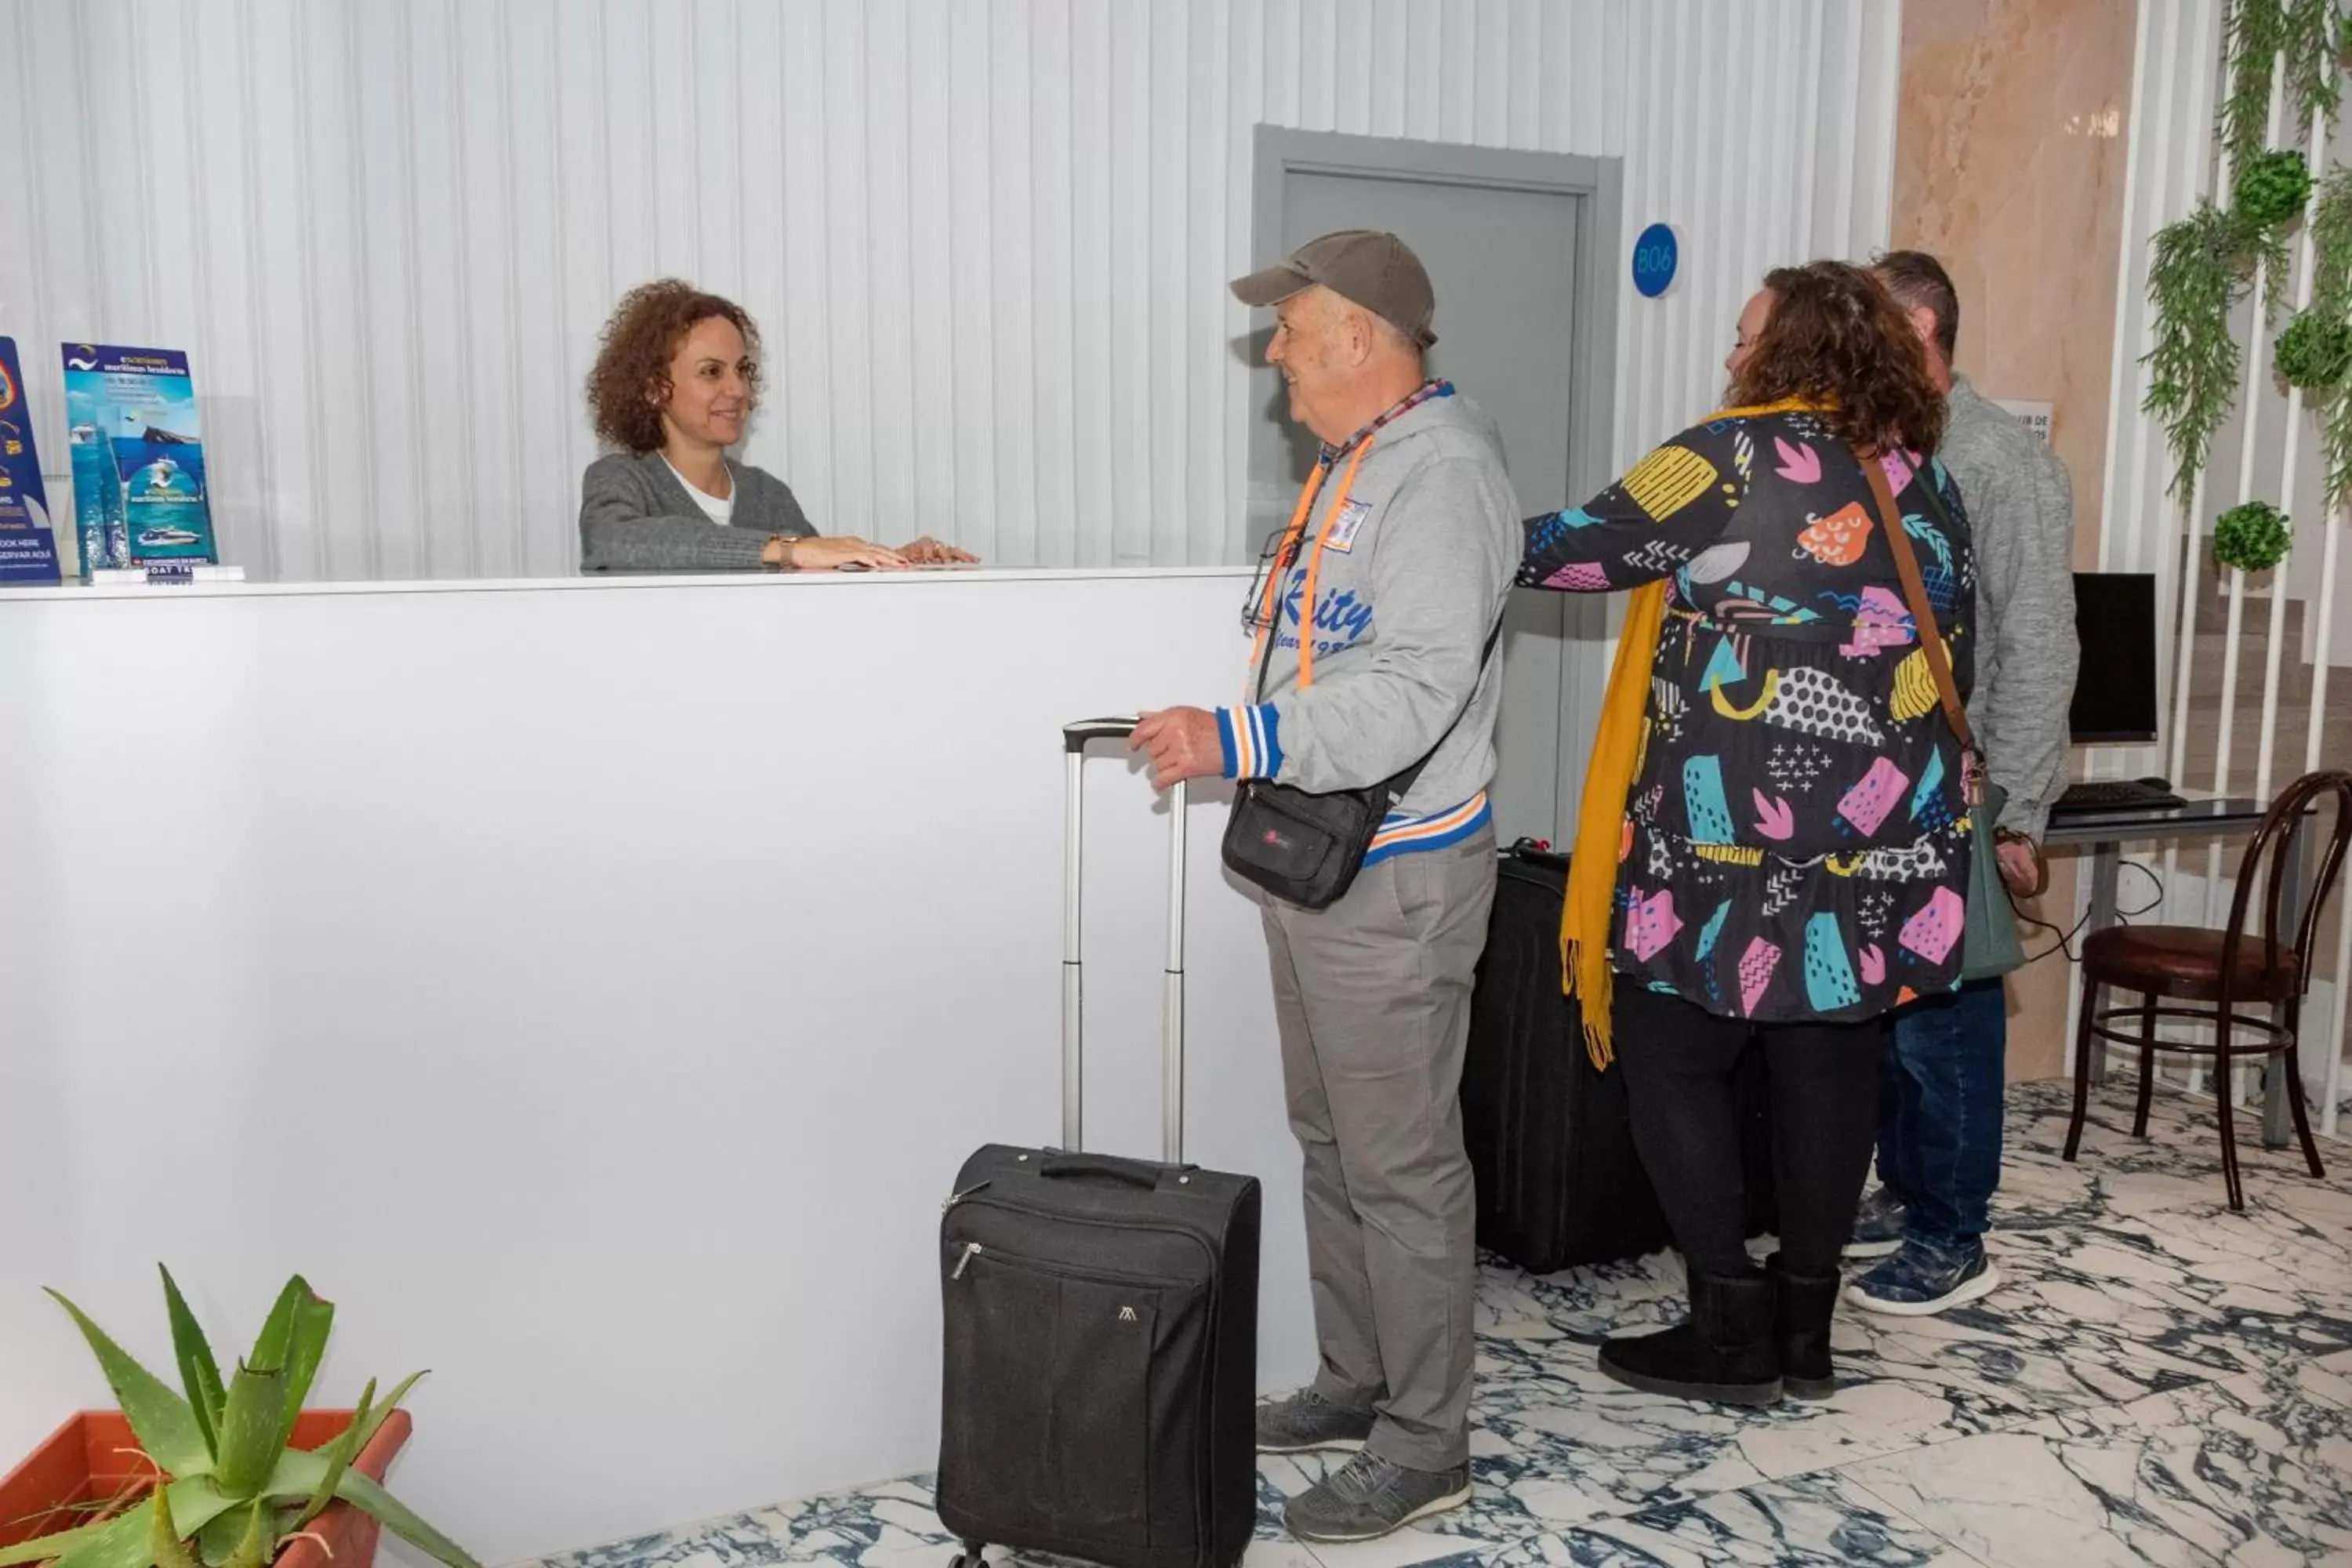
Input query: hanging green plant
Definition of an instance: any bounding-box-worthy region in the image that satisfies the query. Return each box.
[2154,0,2350,514]
[2274,310,2352,387]
[2220,0,2288,169]
[2282,0,2345,132]
[2235,149,2317,227]
[2215,499,2294,572]
[2307,168,2352,508]
[2144,201,2263,495]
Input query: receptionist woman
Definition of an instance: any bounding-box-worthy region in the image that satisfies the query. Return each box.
[578,279,975,572]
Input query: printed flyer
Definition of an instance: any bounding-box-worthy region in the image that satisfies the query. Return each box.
[61,343,216,577]
[0,337,60,585]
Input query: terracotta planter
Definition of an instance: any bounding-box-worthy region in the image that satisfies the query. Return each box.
[0,1407,413,1568]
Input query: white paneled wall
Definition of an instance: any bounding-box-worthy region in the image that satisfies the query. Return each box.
[0,0,1900,579]
[2090,0,2352,1123]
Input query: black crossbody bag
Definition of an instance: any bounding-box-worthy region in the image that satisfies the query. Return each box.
[1220,626,1499,911]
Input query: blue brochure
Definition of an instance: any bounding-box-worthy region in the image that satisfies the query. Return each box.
[0,337,60,584]
[62,343,216,578]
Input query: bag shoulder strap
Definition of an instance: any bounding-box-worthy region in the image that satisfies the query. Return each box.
[1860,454,1973,751]
[1864,456,2045,887]
[1383,620,1504,804]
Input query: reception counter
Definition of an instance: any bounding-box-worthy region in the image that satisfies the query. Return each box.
[0,568,1602,1560]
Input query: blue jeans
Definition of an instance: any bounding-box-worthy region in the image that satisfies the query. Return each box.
[1875,979,2007,1244]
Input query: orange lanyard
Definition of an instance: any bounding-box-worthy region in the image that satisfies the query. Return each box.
[1247,438,1373,696]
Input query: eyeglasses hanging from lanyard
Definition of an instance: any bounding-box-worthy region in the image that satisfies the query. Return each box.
[1237,379,1453,648]
[1240,438,1374,697]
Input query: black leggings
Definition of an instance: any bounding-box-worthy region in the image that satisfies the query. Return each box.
[1615,988,1886,1278]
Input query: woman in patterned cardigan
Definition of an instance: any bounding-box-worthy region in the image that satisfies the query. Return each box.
[1521,260,1974,1406]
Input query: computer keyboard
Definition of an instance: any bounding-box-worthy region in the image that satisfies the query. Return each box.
[2053,778,2189,814]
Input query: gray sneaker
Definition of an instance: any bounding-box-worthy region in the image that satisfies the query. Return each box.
[1845,1185,1909,1260]
[1847,1234,2000,1316]
[1254,1388,1374,1454]
[1283,1450,1472,1543]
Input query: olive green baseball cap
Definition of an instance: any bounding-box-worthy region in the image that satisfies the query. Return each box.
[1229,229,1438,347]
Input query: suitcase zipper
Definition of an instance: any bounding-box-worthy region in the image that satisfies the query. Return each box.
[954,1193,1223,1279]
[948,1240,1194,1294]
[941,1180,993,1215]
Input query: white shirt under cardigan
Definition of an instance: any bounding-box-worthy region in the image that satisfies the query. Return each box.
[662,455,736,526]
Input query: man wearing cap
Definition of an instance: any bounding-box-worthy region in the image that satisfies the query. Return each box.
[1131,230,1520,1539]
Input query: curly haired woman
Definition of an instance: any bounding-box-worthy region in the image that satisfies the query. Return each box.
[1520,260,1976,1406]
[578,279,972,572]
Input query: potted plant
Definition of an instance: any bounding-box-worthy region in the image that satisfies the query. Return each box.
[0,1267,477,1568]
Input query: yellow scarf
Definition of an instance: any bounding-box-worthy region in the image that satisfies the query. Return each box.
[1563,581,1664,1069]
[1563,399,1820,1068]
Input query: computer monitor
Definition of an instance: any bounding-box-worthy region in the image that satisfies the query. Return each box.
[2068,572,2161,743]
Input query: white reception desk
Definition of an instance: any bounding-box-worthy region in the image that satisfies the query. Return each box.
[0,568,1601,1562]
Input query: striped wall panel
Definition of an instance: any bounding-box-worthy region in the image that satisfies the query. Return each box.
[0,0,1900,578]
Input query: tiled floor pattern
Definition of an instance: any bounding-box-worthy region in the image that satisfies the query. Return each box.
[532,1081,2352,1567]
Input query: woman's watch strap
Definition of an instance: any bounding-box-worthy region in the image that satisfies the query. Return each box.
[1994,825,2049,898]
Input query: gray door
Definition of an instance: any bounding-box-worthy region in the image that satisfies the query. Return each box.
[1247,151,1598,847]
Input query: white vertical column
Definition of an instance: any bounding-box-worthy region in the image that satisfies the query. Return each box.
[2259,105,2328,806]
[2325,793,2352,1138]
[2188,55,2286,1098]
[2096,0,2157,586]
[2307,333,2351,1136]
[2072,0,2201,1082]
[2243,101,2328,1109]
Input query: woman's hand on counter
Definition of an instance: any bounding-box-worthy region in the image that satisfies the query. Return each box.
[898,536,978,565]
[769,535,911,571]
[751,534,975,570]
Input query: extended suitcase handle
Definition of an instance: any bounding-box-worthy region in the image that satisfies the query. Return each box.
[1062,718,1188,1164]
[1063,716,1141,751]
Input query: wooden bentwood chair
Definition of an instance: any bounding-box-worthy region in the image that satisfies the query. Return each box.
[2065,770,2352,1210]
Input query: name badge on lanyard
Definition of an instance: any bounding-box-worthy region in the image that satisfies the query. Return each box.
[1325,498,1372,554]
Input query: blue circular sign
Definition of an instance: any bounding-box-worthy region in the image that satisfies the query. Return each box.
[1632,223,1679,299]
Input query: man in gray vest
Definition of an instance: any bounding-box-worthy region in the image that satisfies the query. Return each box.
[1131,230,1519,1541]
[1850,250,2079,1314]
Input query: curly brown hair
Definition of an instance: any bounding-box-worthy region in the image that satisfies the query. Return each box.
[585,279,763,453]
[1729,260,1944,454]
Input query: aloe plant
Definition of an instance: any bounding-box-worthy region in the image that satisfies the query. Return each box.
[0,1268,477,1568]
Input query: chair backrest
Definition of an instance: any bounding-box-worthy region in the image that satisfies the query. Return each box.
[2222,769,2352,1004]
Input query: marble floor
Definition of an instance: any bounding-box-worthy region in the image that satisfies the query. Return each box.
[532,1080,2352,1568]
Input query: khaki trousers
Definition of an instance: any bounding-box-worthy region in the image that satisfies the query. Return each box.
[1258,829,1496,1471]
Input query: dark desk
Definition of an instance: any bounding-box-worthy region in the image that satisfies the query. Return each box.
[2042,794,2292,1146]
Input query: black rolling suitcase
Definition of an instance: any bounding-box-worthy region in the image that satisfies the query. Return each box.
[1461,841,1777,1275]
[935,719,1262,1568]
[1461,842,1671,1272]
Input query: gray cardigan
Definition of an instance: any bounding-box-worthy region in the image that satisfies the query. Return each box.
[1940,376,2080,840]
[578,450,817,572]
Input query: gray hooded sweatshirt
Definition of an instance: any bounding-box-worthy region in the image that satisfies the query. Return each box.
[1215,387,1522,862]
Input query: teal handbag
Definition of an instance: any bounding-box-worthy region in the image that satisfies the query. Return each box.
[1864,459,2030,984]
[1961,777,2027,981]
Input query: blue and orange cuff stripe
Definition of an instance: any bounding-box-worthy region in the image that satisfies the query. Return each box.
[1216,703,1283,780]
[1214,708,1488,866]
